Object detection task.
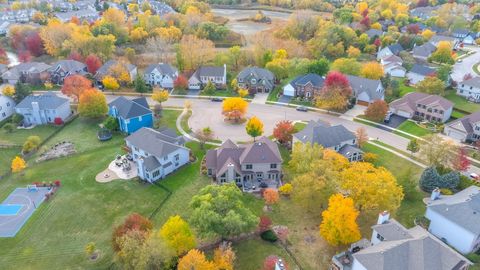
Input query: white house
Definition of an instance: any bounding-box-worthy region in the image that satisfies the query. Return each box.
[444,111,480,142]
[380,55,406,78]
[426,186,480,254]
[0,93,14,121]
[376,43,403,60]
[406,64,436,85]
[346,75,385,106]
[143,63,178,89]
[15,92,71,126]
[125,127,189,182]
[188,65,226,90]
[457,77,480,102]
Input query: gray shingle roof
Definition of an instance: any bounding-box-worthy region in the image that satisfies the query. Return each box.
[390,92,453,114]
[413,43,436,58]
[2,62,51,80]
[461,76,480,88]
[50,60,86,73]
[365,29,383,39]
[239,136,282,164]
[294,120,356,148]
[108,96,152,119]
[237,66,275,82]
[194,65,225,78]
[125,127,188,160]
[429,35,456,45]
[338,144,363,157]
[289,73,324,88]
[16,92,69,110]
[410,64,436,76]
[387,43,404,55]
[144,63,177,77]
[346,75,384,101]
[143,155,161,171]
[446,111,480,134]
[427,186,480,235]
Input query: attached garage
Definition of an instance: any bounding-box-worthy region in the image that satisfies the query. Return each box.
[395,109,412,118]
[283,84,295,97]
[446,129,467,142]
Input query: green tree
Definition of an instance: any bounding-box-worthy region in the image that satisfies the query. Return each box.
[134,73,149,93]
[306,58,329,76]
[13,81,31,103]
[417,76,446,96]
[103,116,119,131]
[22,135,41,153]
[3,123,14,133]
[407,139,419,155]
[189,184,258,238]
[202,81,216,95]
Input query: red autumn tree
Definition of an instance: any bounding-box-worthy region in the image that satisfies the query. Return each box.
[258,215,272,233]
[360,16,370,28]
[112,213,153,251]
[85,54,102,74]
[373,38,381,47]
[452,148,471,172]
[18,50,32,62]
[324,71,351,94]
[25,32,44,56]
[407,24,420,35]
[174,75,189,91]
[364,100,388,122]
[263,255,288,270]
[273,120,295,145]
[68,51,83,62]
[61,75,92,101]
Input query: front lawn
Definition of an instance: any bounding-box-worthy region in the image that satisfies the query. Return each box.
[233,240,295,270]
[394,121,433,137]
[445,90,480,113]
[155,109,182,133]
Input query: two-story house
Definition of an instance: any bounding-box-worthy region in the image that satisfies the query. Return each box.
[143,63,178,89]
[0,93,14,121]
[205,137,283,191]
[347,75,385,106]
[283,73,324,99]
[444,111,480,142]
[293,120,363,162]
[15,92,71,126]
[108,96,153,134]
[125,127,189,182]
[236,67,275,93]
[406,64,436,85]
[95,60,137,85]
[1,62,52,85]
[49,60,88,84]
[389,92,453,123]
[188,65,227,90]
[425,186,480,255]
[380,54,406,78]
[376,43,404,60]
[457,77,480,102]
[331,211,472,270]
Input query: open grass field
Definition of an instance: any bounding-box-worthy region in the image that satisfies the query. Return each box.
[396,78,416,97]
[445,90,480,113]
[0,147,21,172]
[156,109,182,133]
[394,121,433,138]
[0,125,59,146]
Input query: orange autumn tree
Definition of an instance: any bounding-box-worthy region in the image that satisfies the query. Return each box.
[78,89,108,118]
[213,242,236,270]
[11,156,26,173]
[263,188,279,206]
[177,249,215,270]
[320,193,361,246]
[61,75,92,101]
[364,100,388,122]
[222,97,248,123]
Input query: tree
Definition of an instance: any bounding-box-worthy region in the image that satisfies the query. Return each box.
[222,97,248,123]
[2,85,15,97]
[102,76,120,90]
[78,89,108,118]
[398,168,418,201]
[263,188,279,206]
[11,156,26,173]
[420,166,459,192]
[177,249,215,270]
[364,100,388,122]
[418,134,458,168]
[103,116,118,131]
[278,183,292,196]
[263,255,286,270]
[306,58,329,76]
[134,74,149,93]
[319,194,361,246]
[112,213,153,251]
[421,29,435,40]
[189,184,258,238]
[246,116,264,141]
[273,120,295,145]
[213,242,236,270]
[258,216,272,233]
[130,27,148,43]
[347,46,361,59]
[341,162,404,212]
[152,88,169,105]
[3,123,14,133]
[85,54,102,74]
[407,139,419,155]
[315,72,353,111]
[417,76,445,96]
[360,61,384,80]
[202,81,216,95]
[195,127,214,149]
[174,75,188,93]
[61,75,92,101]
[451,148,470,172]
[363,152,378,163]
[159,215,196,256]
[355,127,368,147]
[238,88,249,98]
[13,82,31,103]
[178,35,215,71]
[429,41,455,64]
[22,136,41,153]
[324,71,351,93]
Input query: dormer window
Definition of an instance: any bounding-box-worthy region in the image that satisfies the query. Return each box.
[250,78,257,84]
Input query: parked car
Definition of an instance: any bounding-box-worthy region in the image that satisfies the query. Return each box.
[296,106,308,112]
[211,97,223,102]
[384,111,393,123]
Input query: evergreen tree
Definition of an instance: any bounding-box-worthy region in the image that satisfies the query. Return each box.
[13,82,31,103]
[439,171,459,190]
[134,74,149,93]
[420,166,439,192]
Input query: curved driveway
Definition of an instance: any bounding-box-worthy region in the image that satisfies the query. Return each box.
[451,45,480,82]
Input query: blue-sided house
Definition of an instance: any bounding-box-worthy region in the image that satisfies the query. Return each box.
[108,96,153,134]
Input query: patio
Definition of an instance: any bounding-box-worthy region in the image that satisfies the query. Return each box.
[95,155,138,183]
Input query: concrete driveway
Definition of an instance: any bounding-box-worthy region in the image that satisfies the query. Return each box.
[451,45,480,82]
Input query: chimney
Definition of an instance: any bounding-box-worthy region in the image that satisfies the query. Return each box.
[377,211,390,225]
[431,187,441,201]
[31,101,39,112]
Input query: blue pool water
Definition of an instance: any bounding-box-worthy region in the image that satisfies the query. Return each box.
[0,204,22,215]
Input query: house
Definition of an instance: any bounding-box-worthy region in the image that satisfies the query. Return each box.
[125,127,189,182]
[331,211,472,270]
[108,96,153,134]
[406,64,436,85]
[426,186,480,254]
[15,92,71,126]
[380,55,406,78]
[143,63,178,88]
[283,73,324,99]
[389,92,453,123]
[293,120,363,162]
[410,6,439,20]
[376,43,403,60]
[1,62,51,85]
[49,60,88,84]
[54,6,99,22]
[205,137,283,191]
[456,77,480,102]
[346,75,385,105]
[365,29,383,39]
[0,93,14,121]
[412,42,437,61]
[0,20,11,35]
[0,9,35,23]
[401,22,427,33]
[236,67,275,93]
[188,65,227,90]
[148,1,175,16]
[95,60,137,84]
[429,35,458,48]
[444,111,480,142]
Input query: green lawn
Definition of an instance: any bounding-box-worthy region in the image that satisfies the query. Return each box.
[233,240,295,270]
[396,78,416,97]
[451,110,467,119]
[293,122,306,132]
[394,121,433,137]
[0,147,21,172]
[156,109,182,133]
[445,90,480,113]
[200,89,237,97]
[0,125,59,145]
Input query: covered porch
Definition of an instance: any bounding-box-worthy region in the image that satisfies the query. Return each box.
[240,170,281,192]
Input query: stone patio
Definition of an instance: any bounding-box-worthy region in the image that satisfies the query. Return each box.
[95,155,138,183]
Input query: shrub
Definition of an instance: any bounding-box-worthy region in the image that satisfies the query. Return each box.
[54,180,61,187]
[102,116,119,131]
[440,188,453,195]
[53,117,64,125]
[258,215,272,233]
[260,230,278,242]
[11,113,24,124]
[22,135,41,153]
[3,122,14,133]
[278,183,292,196]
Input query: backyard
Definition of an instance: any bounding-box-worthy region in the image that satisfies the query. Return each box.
[445,90,480,114]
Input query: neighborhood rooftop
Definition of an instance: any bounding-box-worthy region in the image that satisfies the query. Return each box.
[125,127,188,160]
[16,92,69,110]
[294,120,356,148]
[108,96,151,119]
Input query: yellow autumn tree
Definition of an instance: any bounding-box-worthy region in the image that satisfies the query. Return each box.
[222,97,248,123]
[341,162,404,213]
[245,116,264,141]
[102,76,120,90]
[152,88,169,104]
[2,85,15,96]
[347,46,361,59]
[278,183,293,196]
[360,61,384,80]
[177,249,215,270]
[159,215,196,256]
[238,88,249,98]
[213,242,235,270]
[130,27,148,43]
[320,194,361,246]
[421,29,435,40]
[11,156,26,173]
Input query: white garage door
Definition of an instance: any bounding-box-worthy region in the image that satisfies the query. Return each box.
[447,130,467,141]
[283,84,295,97]
[396,110,411,118]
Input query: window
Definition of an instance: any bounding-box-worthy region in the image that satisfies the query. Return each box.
[152,170,160,178]
[376,233,384,241]
[174,154,179,161]
[1,112,5,117]
[439,110,444,114]
[433,109,437,113]
[270,164,277,169]
[6,102,9,106]
[246,164,252,170]
[139,116,142,121]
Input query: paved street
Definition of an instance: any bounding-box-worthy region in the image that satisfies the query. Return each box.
[451,45,480,82]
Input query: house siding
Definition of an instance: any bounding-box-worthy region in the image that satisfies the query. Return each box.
[0,95,15,121]
[457,83,480,102]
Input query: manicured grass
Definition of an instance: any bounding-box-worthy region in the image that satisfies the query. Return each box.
[180,110,192,133]
[394,121,433,137]
[473,62,480,76]
[199,89,237,97]
[0,125,59,145]
[267,85,282,102]
[396,78,416,97]
[293,122,306,132]
[233,239,295,270]
[0,147,21,172]
[451,110,467,119]
[445,90,480,113]
[156,109,182,132]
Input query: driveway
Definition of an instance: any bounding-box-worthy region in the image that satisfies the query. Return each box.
[451,45,480,82]
[384,115,408,128]
[251,93,268,104]
[277,95,292,104]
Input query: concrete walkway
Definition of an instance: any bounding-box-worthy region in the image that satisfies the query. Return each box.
[368,141,427,169]
[176,108,222,146]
